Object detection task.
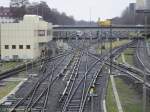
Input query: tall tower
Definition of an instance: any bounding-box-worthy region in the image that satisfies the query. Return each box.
[10,0,29,7]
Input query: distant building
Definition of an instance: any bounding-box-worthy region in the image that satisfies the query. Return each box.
[10,0,29,7]
[0,7,15,23]
[0,15,53,60]
[145,0,150,10]
[129,3,136,13]
[136,0,145,10]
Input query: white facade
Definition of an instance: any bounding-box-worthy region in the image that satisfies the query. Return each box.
[0,15,53,60]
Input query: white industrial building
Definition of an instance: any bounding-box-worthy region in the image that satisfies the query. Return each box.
[0,15,53,60]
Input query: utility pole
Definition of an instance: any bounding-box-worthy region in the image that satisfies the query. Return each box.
[89,8,92,25]
[136,1,150,111]
[143,12,148,112]
[109,21,113,76]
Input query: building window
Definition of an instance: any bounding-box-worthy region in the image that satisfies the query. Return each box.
[38,30,45,36]
[12,45,16,49]
[26,45,30,49]
[19,45,23,49]
[5,45,9,49]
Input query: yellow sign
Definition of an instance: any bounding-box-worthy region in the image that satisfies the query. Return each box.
[98,19,112,27]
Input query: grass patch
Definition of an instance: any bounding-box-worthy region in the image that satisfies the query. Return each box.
[117,54,124,64]
[0,81,20,100]
[0,61,22,73]
[106,79,118,112]
[117,48,134,65]
[106,39,130,49]
[124,48,134,65]
[115,77,142,112]
[96,39,130,54]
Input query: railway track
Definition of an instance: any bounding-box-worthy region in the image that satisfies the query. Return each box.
[9,51,78,112]
[0,50,73,81]
[2,39,144,112]
[87,41,150,88]
[55,40,133,112]
[57,54,104,112]
[136,40,150,73]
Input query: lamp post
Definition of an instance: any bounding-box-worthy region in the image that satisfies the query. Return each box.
[141,13,148,112]
[143,12,149,112]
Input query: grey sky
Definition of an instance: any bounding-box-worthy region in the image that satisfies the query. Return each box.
[0,0,135,21]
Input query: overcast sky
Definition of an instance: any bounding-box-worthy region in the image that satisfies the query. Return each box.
[0,0,136,21]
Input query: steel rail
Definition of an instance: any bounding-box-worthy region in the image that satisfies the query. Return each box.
[79,51,88,111]
[27,52,78,111]
[0,50,74,81]
[79,47,117,112]
[87,46,150,88]
[10,52,74,112]
[58,52,83,111]
[41,52,82,112]
[26,53,76,111]
[24,56,67,112]
[61,53,108,112]
[136,40,150,73]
